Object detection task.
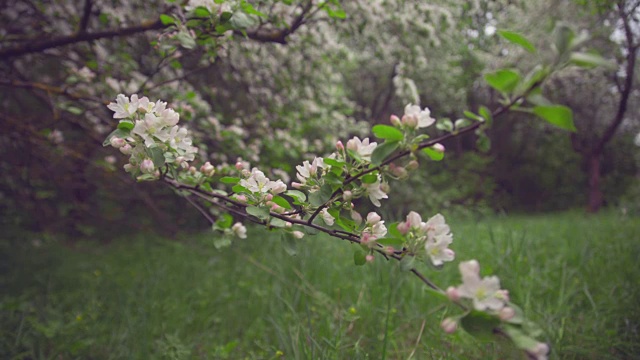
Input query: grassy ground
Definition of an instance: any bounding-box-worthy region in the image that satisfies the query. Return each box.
[1,211,639,359]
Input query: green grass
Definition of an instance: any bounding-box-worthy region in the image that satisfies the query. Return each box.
[1,211,639,359]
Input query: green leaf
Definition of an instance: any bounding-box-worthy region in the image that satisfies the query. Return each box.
[422,146,444,161]
[399,255,415,272]
[159,14,175,25]
[323,158,345,167]
[272,195,292,210]
[323,172,343,186]
[376,237,404,247]
[533,105,576,132]
[117,120,134,131]
[554,24,574,56]
[372,125,404,141]
[388,222,403,238]
[281,233,297,256]
[194,7,211,17]
[308,185,332,206]
[240,1,266,17]
[102,128,129,146]
[285,190,306,203]
[463,111,483,122]
[371,141,400,166]
[175,31,196,49]
[436,118,454,132]
[216,213,233,229]
[361,173,379,184]
[269,217,287,228]
[220,176,240,184]
[484,69,521,94]
[570,52,616,69]
[147,147,165,168]
[478,106,493,126]
[502,325,540,351]
[497,30,536,53]
[476,132,491,153]
[354,250,366,266]
[232,184,250,194]
[246,206,269,220]
[460,310,501,342]
[213,236,232,249]
[230,12,256,29]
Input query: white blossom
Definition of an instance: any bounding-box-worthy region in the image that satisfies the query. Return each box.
[457,260,507,311]
[403,104,436,129]
[232,222,247,239]
[362,177,388,207]
[346,137,377,162]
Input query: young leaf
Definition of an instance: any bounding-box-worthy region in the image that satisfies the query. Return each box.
[159,14,175,26]
[371,141,400,166]
[372,125,404,141]
[102,128,129,146]
[147,147,165,167]
[497,30,536,53]
[220,176,240,184]
[246,206,269,220]
[285,190,306,203]
[272,195,292,209]
[354,250,367,266]
[460,310,501,342]
[484,69,521,94]
[400,255,415,272]
[422,146,444,161]
[569,52,616,69]
[376,237,404,247]
[533,105,576,132]
[117,120,134,131]
[281,233,297,256]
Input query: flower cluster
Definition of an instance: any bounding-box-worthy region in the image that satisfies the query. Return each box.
[105,94,198,179]
[397,212,455,266]
[447,260,509,311]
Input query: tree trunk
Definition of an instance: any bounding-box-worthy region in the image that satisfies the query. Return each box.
[587,153,603,213]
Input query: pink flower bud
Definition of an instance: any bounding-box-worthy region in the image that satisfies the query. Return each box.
[361,232,372,245]
[528,342,550,358]
[385,246,395,255]
[241,169,251,177]
[189,166,197,175]
[351,210,362,225]
[200,162,215,176]
[365,254,374,262]
[292,231,304,239]
[405,160,419,171]
[441,318,458,334]
[110,136,125,148]
[446,286,460,302]
[499,307,516,321]
[346,139,358,152]
[402,114,418,129]
[235,161,244,170]
[366,212,381,225]
[265,194,274,201]
[104,155,117,165]
[390,114,402,127]
[140,159,155,174]
[271,204,284,213]
[292,182,303,189]
[432,143,445,153]
[285,222,292,228]
[397,221,410,235]
[380,183,390,193]
[120,143,133,155]
[336,141,344,151]
[234,194,247,203]
[389,163,408,178]
[342,190,352,201]
[496,289,510,302]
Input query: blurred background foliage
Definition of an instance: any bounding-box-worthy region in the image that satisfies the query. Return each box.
[0,0,638,241]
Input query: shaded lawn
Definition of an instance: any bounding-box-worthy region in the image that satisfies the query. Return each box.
[1,211,639,359]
